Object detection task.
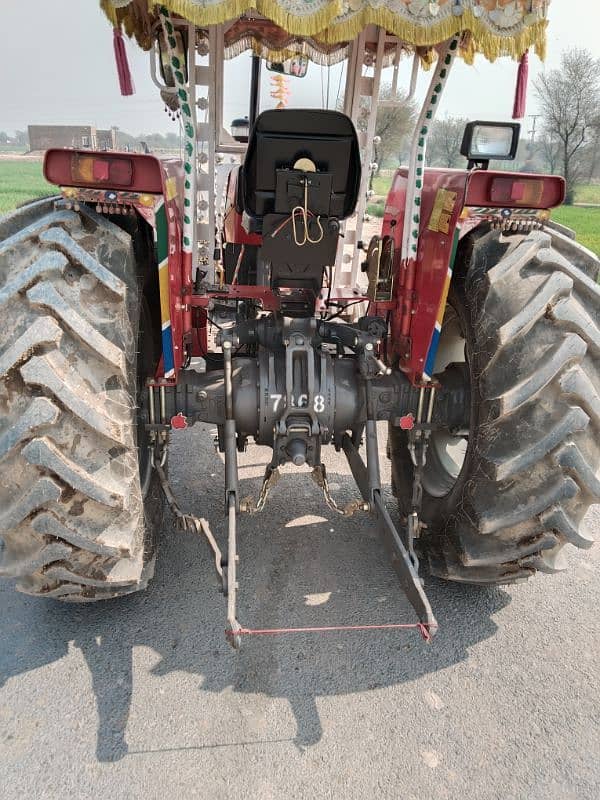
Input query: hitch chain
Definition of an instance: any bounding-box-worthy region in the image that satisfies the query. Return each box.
[240,464,370,518]
[154,462,226,593]
[240,465,280,514]
[147,381,226,589]
[311,464,370,517]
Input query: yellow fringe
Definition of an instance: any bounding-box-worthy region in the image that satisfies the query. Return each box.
[100,0,153,48]
[224,37,351,67]
[100,1,547,63]
[100,0,118,25]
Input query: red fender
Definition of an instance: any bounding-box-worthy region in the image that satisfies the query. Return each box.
[382,168,469,383]
[381,167,565,384]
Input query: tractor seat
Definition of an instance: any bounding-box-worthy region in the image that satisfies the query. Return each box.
[239,109,361,231]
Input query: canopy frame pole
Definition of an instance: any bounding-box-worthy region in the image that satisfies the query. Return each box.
[391,42,401,98]
[406,52,420,102]
[401,35,460,264]
[349,27,387,289]
[390,44,418,102]
[335,28,367,288]
[204,25,218,284]
[158,7,198,284]
[249,55,262,131]
[336,27,386,290]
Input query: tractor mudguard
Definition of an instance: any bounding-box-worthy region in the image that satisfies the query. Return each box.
[43,148,190,377]
[382,168,469,382]
[382,167,566,384]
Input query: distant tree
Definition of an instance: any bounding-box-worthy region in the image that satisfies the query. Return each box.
[116,130,138,149]
[13,130,28,147]
[164,131,181,148]
[373,86,417,173]
[426,117,467,168]
[142,132,168,150]
[0,131,8,144]
[103,130,180,153]
[345,84,416,189]
[535,48,600,203]
[583,116,600,182]
[538,134,561,174]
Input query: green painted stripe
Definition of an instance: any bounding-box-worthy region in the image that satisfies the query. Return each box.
[155,201,168,265]
[449,226,460,270]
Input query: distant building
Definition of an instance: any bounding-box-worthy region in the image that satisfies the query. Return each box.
[27,125,119,152]
[96,129,119,150]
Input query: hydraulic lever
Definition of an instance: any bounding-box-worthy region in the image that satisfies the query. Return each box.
[222,339,242,648]
[341,383,437,635]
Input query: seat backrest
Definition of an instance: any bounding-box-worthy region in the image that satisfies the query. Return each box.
[241,109,361,221]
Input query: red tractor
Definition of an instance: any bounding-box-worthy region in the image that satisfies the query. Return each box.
[1,1,598,646]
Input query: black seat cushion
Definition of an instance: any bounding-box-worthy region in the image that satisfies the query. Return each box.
[240,109,361,221]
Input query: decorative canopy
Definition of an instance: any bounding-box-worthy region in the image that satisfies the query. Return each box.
[220,17,417,66]
[101,1,549,64]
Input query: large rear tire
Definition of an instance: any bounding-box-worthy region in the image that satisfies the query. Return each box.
[0,199,162,600]
[390,229,600,583]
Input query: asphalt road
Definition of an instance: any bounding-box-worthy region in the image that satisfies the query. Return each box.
[1,425,599,800]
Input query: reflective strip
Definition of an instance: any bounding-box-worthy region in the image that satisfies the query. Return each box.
[423,228,460,378]
[159,262,170,323]
[161,323,175,378]
[155,200,175,377]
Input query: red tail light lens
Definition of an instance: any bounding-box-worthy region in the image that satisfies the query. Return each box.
[465,170,566,210]
[92,160,110,182]
[490,177,544,206]
[71,155,133,186]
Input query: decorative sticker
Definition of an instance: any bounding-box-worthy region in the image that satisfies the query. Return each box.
[427,188,458,234]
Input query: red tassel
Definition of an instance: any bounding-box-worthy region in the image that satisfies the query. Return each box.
[512,51,529,119]
[113,27,135,96]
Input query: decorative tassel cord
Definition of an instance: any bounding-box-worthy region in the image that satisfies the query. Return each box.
[512,50,529,119]
[113,26,135,96]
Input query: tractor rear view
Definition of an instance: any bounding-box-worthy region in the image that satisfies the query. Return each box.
[0,0,598,646]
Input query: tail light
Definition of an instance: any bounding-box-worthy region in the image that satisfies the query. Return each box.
[71,154,133,186]
[465,170,565,210]
[44,149,163,194]
[490,177,544,206]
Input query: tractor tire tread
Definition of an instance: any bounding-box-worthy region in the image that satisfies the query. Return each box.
[390,230,600,584]
[0,199,157,601]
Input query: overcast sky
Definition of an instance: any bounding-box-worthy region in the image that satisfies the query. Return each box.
[1,1,599,137]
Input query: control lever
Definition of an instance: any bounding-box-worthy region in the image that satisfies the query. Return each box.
[358,342,391,379]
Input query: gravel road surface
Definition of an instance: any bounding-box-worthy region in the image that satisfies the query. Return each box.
[1,425,598,800]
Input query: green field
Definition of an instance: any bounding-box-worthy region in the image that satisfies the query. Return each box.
[1,159,598,256]
[0,145,26,154]
[573,184,600,205]
[0,160,54,214]
[372,174,393,197]
[552,206,600,257]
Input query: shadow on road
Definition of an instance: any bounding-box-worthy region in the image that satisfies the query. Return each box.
[0,432,511,763]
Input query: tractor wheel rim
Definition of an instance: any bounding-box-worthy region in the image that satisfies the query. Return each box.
[421,304,469,499]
